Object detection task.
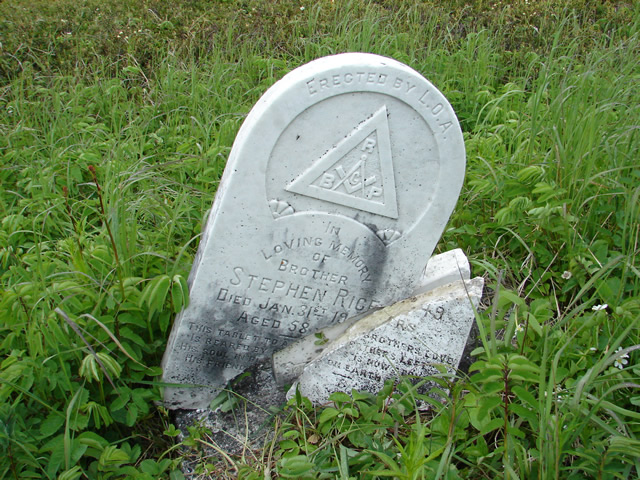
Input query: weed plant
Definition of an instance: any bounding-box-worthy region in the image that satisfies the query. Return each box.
[0,0,638,478]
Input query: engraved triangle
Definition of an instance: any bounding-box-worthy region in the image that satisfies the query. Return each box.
[286,105,398,219]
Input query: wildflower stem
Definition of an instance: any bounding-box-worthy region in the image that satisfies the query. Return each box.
[503,360,510,479]
[62,185,86,264]
[88,165,126,306]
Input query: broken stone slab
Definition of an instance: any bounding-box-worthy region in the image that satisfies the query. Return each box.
[413,247,470,294]
[161,52,466,409]
[272,248,472,385]
[287,277,484,405]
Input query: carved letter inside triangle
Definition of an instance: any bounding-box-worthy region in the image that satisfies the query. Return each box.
[286,105,398,219]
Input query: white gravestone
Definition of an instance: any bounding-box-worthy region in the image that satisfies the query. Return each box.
[288,276,484,405]
[162,53,466,409]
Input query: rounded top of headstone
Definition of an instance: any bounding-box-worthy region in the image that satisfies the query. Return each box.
[227,52,465,245]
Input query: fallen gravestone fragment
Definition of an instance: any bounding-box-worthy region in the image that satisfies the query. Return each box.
[272,248,474,386]
[413,248,470,295]
[285,275,483,405]
[162,53,466,410]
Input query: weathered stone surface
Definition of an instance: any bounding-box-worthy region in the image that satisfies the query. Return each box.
[162,53,466,409]
[288,277,484,404]
[413,248,470,294]
[272,248,472,385]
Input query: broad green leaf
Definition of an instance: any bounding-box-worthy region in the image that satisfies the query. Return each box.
[479,381,504,395]
[341,407,359,418]
[122,65,143,75]
[171,274,189,312]
[470,369,502,383]
[366,449,402,473]
[170,470,186,480]
[139,275,170,314]
[110,388,131,412]
[477,395,502,419]
[526,312,543,336]
[159,311,172,335]
[79,354,100,382]
[517,165,545,183]
[480,417,504,435]
[279,439,298,450]
[278,455,316,478]
[499,290,526,307]
[512,385,538,409]
[507,425,526,439]
[58,466,83,480]
[317,407,340,424]
[139,459,162,475]
[40,412,65,437]
[608,436,640,456]
[510,371,540,382]
[98,445,130,469]
[96,352,122,379]
[77,431,109,451]
[329,391,352,404]
[508,355,539,371]
[464,435,489,458]
[125,404,139,426]
[352,389,374,402]
[46,435,65,479]
[468,360,486,372]
[282,430,299,439]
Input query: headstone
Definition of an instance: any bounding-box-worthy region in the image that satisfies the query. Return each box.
[272,248,472,385]
[288,276,484,405]
[162,53,466,409]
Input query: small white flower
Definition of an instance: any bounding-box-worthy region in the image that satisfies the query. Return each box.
[300,6,305,11]
[554,385,565,401]
[592,304,608,311]
[561,271,572,280]
[515,322,524,333]
[613,347,629,370]
[589,347,597,352]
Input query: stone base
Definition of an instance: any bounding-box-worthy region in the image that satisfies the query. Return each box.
[172,362,287,457]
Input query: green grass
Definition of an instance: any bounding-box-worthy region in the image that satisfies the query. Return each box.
[1,0,639,478]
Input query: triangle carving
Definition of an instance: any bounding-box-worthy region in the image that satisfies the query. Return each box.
[286,105,398,219]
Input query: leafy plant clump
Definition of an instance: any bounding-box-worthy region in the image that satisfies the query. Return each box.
[1,0,638,478]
